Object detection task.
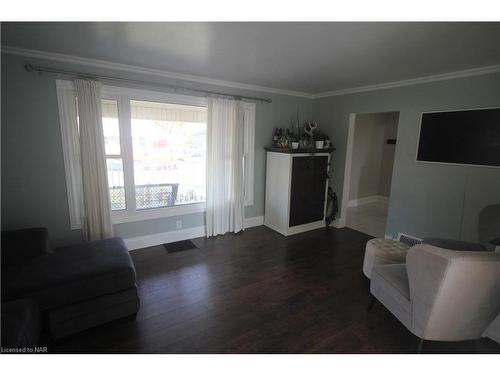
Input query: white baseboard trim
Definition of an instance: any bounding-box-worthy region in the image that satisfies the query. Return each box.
[124,216,264,250]
[245,215,265,228]
[347,195,389,208]
[124,226,205,251]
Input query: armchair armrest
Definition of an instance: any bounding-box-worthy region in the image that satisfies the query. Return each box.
[1,227,49,266]
[407,244,500,341]
[406,244,450,338]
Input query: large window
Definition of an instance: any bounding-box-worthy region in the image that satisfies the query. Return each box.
[57,81,255,228]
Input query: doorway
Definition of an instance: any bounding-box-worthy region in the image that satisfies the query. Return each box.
[342,111,399,238]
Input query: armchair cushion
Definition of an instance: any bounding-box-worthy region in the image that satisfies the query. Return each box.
[370,264,411,328]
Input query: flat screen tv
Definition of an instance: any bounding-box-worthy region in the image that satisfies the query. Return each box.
[417,108,500,167]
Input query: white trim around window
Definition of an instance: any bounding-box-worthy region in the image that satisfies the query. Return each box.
[56,80,256,228]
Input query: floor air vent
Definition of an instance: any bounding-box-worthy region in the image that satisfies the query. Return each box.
[163,240,197,253]
[397,233,423,247]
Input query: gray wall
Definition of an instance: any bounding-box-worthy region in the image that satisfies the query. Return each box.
[315,73,500,242]
[1,53,313,247]
[348,112,398,201]
[3,50,499,247]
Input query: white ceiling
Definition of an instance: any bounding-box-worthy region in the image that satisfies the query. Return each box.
[2,22,500,94]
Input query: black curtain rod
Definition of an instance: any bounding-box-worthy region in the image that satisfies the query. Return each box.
[24,64,273,104]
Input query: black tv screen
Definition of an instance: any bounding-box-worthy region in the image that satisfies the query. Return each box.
[417,108,500,167]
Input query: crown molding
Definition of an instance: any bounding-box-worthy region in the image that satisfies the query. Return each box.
[313,64,500,98]
[3,45,499,100]
[1,45,316,99]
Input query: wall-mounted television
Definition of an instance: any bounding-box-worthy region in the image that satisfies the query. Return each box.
[416,108,500,167]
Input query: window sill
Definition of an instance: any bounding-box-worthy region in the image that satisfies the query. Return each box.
[70,200,255,229]
[111,202,206,225]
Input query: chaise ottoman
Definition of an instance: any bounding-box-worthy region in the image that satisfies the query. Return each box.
[2,230,140,340]
[363,238,410,279]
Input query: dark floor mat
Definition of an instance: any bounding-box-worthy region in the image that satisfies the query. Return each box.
[163,240,197,253]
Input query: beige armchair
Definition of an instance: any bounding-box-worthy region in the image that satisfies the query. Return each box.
[369,244,500,352]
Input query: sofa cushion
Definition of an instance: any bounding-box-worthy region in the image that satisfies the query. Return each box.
[1,227,49,268]
[4,237,136,310]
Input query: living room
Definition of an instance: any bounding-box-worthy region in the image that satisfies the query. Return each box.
[1,3,500,374]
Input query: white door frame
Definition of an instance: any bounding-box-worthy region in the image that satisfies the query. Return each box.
[335,113,357,228]
[337,112,400,232]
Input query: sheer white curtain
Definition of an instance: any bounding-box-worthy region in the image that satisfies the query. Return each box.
[75,79,113,241]
[206,97,245,237]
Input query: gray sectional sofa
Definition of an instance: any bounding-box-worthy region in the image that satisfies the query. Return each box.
[1,228,140,344]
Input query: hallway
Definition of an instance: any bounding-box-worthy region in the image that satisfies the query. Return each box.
[346,200,388,238]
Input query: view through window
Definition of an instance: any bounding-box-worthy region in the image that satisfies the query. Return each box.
[101,99,207,211]
[129,100,207,210]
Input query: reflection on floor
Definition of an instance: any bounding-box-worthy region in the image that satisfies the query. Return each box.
[346,200,388,238]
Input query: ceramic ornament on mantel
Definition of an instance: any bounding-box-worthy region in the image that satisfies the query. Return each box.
[304,122,318,138]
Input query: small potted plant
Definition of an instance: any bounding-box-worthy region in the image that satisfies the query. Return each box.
[288,131,299,149]
[314,130,329,149]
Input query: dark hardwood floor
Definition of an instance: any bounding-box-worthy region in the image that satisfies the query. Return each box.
[51,226,500,354]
